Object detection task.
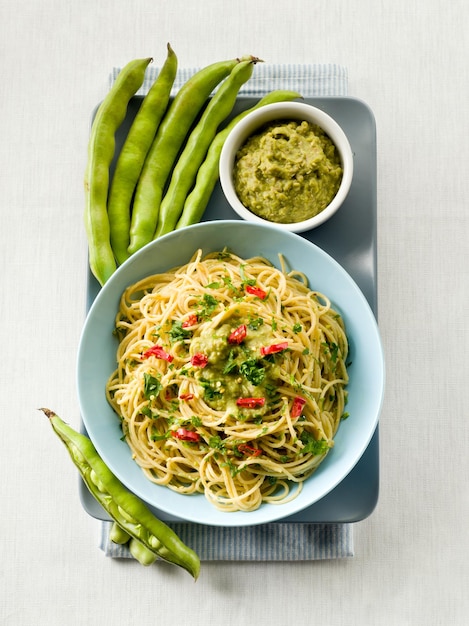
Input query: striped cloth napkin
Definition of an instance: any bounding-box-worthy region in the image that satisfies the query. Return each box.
[100,62,353,561]
[109,61,348,97]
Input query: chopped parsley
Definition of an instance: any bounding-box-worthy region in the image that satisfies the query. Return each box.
[322,341,340,364]
[143,373,162,399]
[150,430,170,441]
[169,320,192,343]
[140,405,154,418]
[223,349,239,375]
[221,275,240,295]
[239,264,256,287]
[198,293,218,318]
[208,435,226,451]
[299,431,329,456]
[191,416,203,427]
[247,316,264,330]
[239,358,266,385]
[330,342,339,363]
[199,378,223,401]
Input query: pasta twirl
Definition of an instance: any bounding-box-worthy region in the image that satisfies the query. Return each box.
[106,250,349,512]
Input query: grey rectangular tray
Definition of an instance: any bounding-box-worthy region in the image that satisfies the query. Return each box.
[80,95,379,524]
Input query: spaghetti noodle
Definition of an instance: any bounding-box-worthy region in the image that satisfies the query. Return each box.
[106,250,349,512]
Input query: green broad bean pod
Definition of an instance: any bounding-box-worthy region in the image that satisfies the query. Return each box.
[41,409,200,579]
[128,55,254,255]
[109,520,132,544]
[108,44,178,266]
[153,58,260,239]
[84,57,152,285]
[176,90,303,230]
[128,538,158,566]
[109,520,159,565]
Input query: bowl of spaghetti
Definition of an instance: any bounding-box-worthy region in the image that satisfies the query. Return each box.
[77,220,384,527]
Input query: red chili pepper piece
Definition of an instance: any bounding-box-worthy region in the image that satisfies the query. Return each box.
[228,324,247,344]
[245,285,267,300]
[142,345,174,362]
[238,442,262,457]
[179,393,194,401]
[291,396,306,418]
[182,314,198,328]
[236,397,265,409]
[191,353,208,367]
[172,427,201,442]
[260,341,288,356]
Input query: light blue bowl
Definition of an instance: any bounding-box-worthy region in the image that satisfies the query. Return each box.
[77,220,384,527]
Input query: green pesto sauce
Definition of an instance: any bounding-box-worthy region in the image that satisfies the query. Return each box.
[233,120,343,224]
[191,321,279,417]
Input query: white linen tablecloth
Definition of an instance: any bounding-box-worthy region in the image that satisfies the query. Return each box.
[4,1,469,623]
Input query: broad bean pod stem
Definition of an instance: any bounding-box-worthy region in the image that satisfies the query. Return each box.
[108,44,178,265]
[41,408,200,578]
[128,56,254,254]
[84,57,152,285]
[176,90,303,230]
[154,58,260,238]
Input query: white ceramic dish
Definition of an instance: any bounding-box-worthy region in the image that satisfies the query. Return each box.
[219,101,354,233]
[77,220,384,527]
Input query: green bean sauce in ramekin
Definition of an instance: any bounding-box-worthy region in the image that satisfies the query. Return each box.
[233,119,343,224]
